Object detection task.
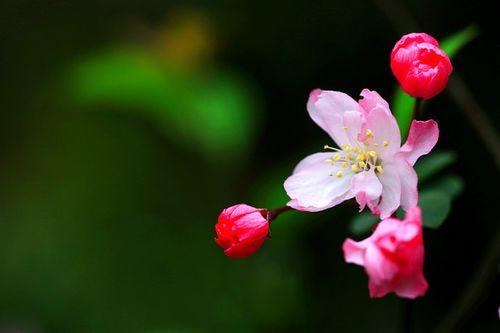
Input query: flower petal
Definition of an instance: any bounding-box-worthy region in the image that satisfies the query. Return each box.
[400,120,439,165]
[364,244,398,282]
[359,89,390,114]
[393,155,418,211]
[351,168,383,212]
[343,110,366,143]
[343,238,369,266]
[307,89,362,146]
[394,273,429,299]
[284,152,354,212]
[364,105,401,159]
[376,161,402,219]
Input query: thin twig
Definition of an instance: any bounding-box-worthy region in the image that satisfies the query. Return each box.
[267,205,293,222]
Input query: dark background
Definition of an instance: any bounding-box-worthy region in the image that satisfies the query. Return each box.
[0,0,498,332]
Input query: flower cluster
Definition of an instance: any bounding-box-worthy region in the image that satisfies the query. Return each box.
[214,33,451,299]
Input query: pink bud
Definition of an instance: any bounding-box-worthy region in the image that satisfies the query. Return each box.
[214,204,269,258]
[391,33,453,100]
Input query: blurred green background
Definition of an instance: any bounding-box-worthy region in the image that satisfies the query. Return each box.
[0,0,498,332]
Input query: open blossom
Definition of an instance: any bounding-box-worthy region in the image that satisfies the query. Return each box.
[391,32,453,99]
[343,206,428,299]
[215,204,269,258]
[284,89,439,218]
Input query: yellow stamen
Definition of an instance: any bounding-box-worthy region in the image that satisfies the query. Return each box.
[325,159,333,164]
[351,165,359,172]
[373,143,379,147]
[333,154,341,160]
[363,141,370,146]
[358,161,366,168]
[340,144,347,149]
[382,140,389,147]
[341,162,347,168]
[345,146,352,152]
[342,126,349,131]
[356,153,366,161]
[354,147,361,153]
[365,129,374,138]
[336,171,343,178]
[368,151,378,158]
[376,166,384,173]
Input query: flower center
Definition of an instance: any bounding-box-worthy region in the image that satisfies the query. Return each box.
[324,128,388,178]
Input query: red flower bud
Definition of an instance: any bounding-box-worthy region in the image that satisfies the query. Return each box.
[214,204,269,258]
[391,33,453,100]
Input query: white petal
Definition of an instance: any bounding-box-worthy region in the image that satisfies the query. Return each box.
[307,89,363,147]
[284,152,354,212]
[376,161,402,219]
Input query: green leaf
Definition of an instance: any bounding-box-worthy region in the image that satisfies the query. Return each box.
[426,174,465,199]
[392,25,478,139]
[414,151,457,182]
[440,25,479,58]
[419,190,452,229]
[349,212,379,236]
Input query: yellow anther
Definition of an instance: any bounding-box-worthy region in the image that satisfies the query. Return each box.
[358,161,366,168]
[373,143,379,147]
[325,159,333,164]
[376,166,384,173]
[342,126,349,131]
[324,145,332,150]
[363,141,370,146]
[329,172,334,177]
[365,129,374,138]
[336,171,343,178]
[369,151,378,158]
[340,144,347,149]
[356,153,366,161]
[346,153,352,160]
[333,154,341,160]
[345,146,352,152]
[351,165,359,172]
[341,162,348,168]
[354,147,361,153]
[382,140,389,147]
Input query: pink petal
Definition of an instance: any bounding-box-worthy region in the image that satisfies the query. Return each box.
[376,161,402,219]
[351,168,383,212]
[291,152,333,174]
[393,155,418,211]
[342,238,369,266]
[364,244,399,285]
[284,153,354,212]
[343,110,366,143]
[364,105,401,159]
[359,89,390,114]
[400,120,439,165]
[307,89,363,147]
[394,273,429,299]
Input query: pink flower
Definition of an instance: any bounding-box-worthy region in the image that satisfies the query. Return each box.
[391,32,453,99]
[284,89,439,218]
[215,204,270,258]
[343,206,428,299]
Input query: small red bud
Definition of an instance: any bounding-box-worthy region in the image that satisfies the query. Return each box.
[391,33,453,100]
[214,204,269,258]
